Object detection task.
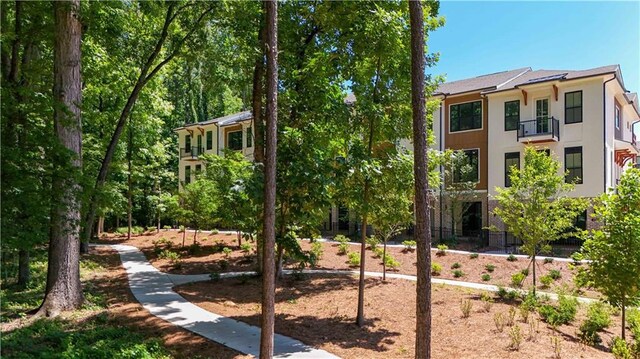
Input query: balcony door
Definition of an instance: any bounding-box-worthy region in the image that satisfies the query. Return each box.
[196,134,202,155]
[535,98,549,134]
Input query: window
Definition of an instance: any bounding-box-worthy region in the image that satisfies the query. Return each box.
[565,146,583,184]
[246,127,253,148]
[504,100,520,131]
[185,134,191,152]
[185,166,191,185]
[206,131,213,150]
[227,130,243,151]
[195,164,202,174]
[538,148,551,156]
[196,135,202,151]
[450,101,482,132]
[454,149,479,183]
[615,103,621,129]
[504,152,520,187]
[565,91,582,124]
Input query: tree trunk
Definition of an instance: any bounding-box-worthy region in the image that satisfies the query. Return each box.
[38,0,84,317]
[237,231,242,247]
[532,254,536,295]
[622,299,626,340]
[356,185,369,327]
[382,238,387,281]
[410,1,432,357]
[260,1,278,357]
[193,227,197,245]
[17,249,30,288]
[182,226,186,247]
[127,117,133,241]
[275,243,285,279]
[97,216,104,237]
[252,7,266,164]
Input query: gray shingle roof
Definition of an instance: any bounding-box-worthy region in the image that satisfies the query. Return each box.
[174,111,252,131]
[434,67,530,96]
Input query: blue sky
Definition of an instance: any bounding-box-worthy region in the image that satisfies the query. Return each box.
[428,1,640,92]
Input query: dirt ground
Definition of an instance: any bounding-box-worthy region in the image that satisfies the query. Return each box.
[100,230,597,298]
[176,274,622,359]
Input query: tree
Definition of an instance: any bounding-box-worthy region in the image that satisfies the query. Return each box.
[492,146,587,293]
[438,149,478,237]
[177,179,218,246]
[579,168,640,340]
[38,0,84,317]
[260,0,278,357]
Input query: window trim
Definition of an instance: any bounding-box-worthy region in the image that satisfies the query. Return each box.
[184,165,191,185]
[226,129,243,151]
[246,126,253,148]
[453,148,480,184]
[206,130,213,150]
[564,146,583,184]
[533,97,550,120]
[504,100,520,131]
[448,100,483,134]
[504,152,520,188]
[564,90,583,124]
[614,101,621,129]
[185,134,191,152]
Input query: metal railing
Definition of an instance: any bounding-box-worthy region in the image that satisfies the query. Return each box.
[180,146,204,159]
[517,117,560,141]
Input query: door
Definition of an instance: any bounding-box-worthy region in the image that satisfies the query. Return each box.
[196,135,202,155]
[535,98,549,134]
[462,202,482,236]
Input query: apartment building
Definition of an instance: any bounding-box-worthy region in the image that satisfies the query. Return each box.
[174,111,254,188]
[432,65,640,243]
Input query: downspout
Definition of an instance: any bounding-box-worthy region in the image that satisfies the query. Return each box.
[603,75,616,192]
[216,123,220,156]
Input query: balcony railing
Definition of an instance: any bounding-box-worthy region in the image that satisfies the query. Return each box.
[517,117,560,142]
[180,146,204,160]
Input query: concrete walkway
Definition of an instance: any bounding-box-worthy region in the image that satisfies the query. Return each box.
[98,244,339,359]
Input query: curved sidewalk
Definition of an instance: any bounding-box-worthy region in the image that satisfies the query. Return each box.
[97,244,339,359]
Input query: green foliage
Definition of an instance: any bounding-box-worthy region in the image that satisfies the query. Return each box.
[511,272,526,288]
[157,250,181,264]
[347,252,361,267]
[520,268,529,276]
[481,274,491,282]
[571,251,584,264]
[436,244,448,256]
[538,294,578,326]
[337,242,349,255]
[508,325,523,351]
[310,242,324,263]
[383,254,400,270]
[460,299,472,318]
[496,286,519,301]
[218,259,229,271]
[373,247,384,258]
[366,236,380,250]
[611,337,634,359]
[485,264,496,272]
[507,254,517,262]
[222,247,232,258]
[548,269,562,280]
[452,270,464,278]
[209,272,221,282]
[451,262,461,269]
[240,243,252,254]
[334,235,349,244]
[402,240,416,251]
[431,263,442,276]
[544,257,554,264]
[469,253,479,259]
[540,275,553,288]
[577,302,612,345]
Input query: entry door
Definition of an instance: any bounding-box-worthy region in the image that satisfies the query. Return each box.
[535,98,549,134]
[462,202,482,236]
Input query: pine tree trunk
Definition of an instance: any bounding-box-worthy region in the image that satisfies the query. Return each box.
[252,6,266,164]
[17,249,30,288]
[38,0,84,317]
[356,185,369,327]
[621,300,626,340]
[410,1,432,357]
[260,1,278,357]
[97,216,104,237]
[127,118,133,241]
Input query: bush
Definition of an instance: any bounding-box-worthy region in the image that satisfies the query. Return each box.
[485,264,496,272]
[240,243,252,253]
[481,293,493,312]
[509,326,522,351]
[540,275,553,288]
[481,274,491,282]
[147,226,157,232]
[494,312,506,332]
[178,225,185,233]
[402,240,416,251]
[310,242,324,262]
[163,225,172,230]
[611,337,633,359]
[366,236,379,250]
[577,302,612,345]
[511,272,526,288]
[383,254,400,270]
[373,247,384,258]
[334,235,349,244]
[436,244,448,256]
[507,254,518,262]
[548,269,562,280]
[347,252,360,267]
[451,262,461,269]
[158,249,181,264]
[452,270,464,278]
[538,294,578,326]
[222,247,232,257]
[497,286,519,301]
[520,268,529,276]
[628,308,640,337]
[211,229,219,234]
[469,252,479,259]
[218,259,229,270]
[337,242,349,255]
[544,257,554,264]
[571,251,584,264]
[460,299,472,318]
[431,263,442,276]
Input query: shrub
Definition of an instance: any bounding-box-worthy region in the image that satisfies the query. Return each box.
[147,226,157,232]
[485,264,496,273]
[373,247,384,258]
[158,249,181,264]
[481,294,493,312]
[481,274,491,282]
[347,252,361,267]
[436,244,448,256]
[550,336,562,359]
[402,240,416,251]
[628,308,640,337]
[163,225,172,230]
[337,242,349,255]
[383,254,400,270]
[218,259,229,270]
[469,252,479,259]
[460,299,472,318]
[511,272,526,288]
[451,262,461,269]
[507,307,517,327]
[611,337,633,359]
[508,326,523,351]
[544,257,554,264]
[540,275,553,288]
[431,263,442,276]
[222,247,232,258]
[211,229,219,234]
[507,254,518,262]
[310,242,324,261]
[178,225,185,233]
[538,294,578,326]
[520,268,529,276]
[210,272,221,282]
[494,312,506,332]
[577,302,612,345]
[334,235,349,244]
[548,269,562,280]
[520,290,540,313]
[527,318,539,342]
[452,270,464,278]
[187,243,201,255]
[366,236,379,250]
[497,286,519,301]
[571,251,584,264]
[240,243,252,253]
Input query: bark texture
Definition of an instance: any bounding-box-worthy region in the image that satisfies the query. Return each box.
[38,0,84,317]
[260,1,278,357]
[410,1,432,357]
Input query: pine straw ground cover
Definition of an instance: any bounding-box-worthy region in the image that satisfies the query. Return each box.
[175,274,622,359]
[101,230,598,299]
[1,247,248,359]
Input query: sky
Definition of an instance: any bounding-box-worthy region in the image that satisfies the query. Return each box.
[428,1,640,92]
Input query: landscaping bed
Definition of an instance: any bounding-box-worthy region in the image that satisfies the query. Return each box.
[176,274,623,359]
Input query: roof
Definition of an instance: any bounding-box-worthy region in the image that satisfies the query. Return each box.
[624,92,639,116]
[174,111,252,131]
[434,67,530,96]
[483,65,621,94]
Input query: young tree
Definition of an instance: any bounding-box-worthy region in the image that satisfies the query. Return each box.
[260,0,278,357]
[438,149,478,237]
[579,168,640,340]
[38,0,84,317]
[177,179,218,246]
[492,146,587,293]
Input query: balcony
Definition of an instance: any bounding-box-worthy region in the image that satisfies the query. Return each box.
[517,117,560,143]
[180,146,204,161]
